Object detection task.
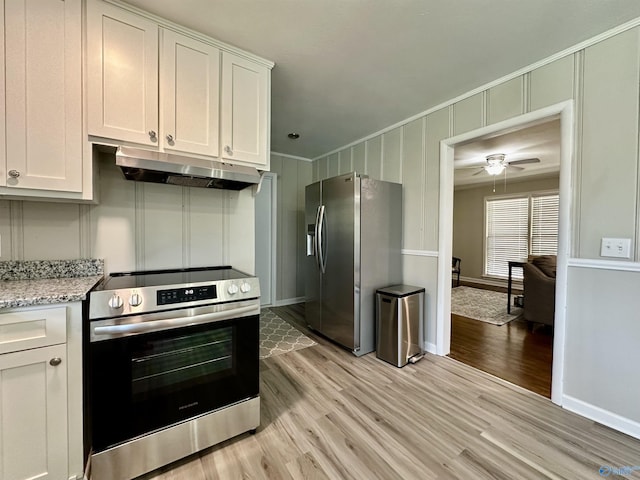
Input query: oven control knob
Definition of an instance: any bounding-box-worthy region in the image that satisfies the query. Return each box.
[240,282,251,293]
[227,284,239,295]
[129,293,143,307]
[108,294,124,309]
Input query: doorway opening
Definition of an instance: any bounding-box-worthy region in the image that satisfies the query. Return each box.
[449,119,560,397]
[436,101,573,405]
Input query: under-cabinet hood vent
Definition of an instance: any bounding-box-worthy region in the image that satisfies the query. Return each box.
[115,147,261,190]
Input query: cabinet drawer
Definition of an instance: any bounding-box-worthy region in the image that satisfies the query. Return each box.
[0,306,67,354]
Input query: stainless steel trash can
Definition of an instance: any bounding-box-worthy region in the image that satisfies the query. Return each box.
[376,285,425,367]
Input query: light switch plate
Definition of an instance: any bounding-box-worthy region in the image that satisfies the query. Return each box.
[600,237,631,258]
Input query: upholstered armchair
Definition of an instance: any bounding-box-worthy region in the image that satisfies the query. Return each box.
[523,255,556,328]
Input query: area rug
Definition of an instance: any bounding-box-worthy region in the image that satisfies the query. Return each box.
[260,308,317,359]
[451,286,523,326]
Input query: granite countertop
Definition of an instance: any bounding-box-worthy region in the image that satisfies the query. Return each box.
[0,259,104,309]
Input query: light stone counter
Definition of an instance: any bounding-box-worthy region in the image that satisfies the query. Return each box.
[0,259,104,308]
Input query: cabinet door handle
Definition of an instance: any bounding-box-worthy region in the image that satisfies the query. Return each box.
[49,357,62,367]
[166,134,174,143]
[8,170,20,178]
[148,130,157,140]
[224,145,233,155]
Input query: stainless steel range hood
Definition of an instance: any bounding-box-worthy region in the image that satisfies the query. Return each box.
[115,147,261,190]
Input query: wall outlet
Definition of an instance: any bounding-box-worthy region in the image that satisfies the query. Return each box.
[600,237,631,258]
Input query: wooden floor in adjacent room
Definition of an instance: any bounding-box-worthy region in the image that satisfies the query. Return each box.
[448,314,554,398]
[141,303,640,480]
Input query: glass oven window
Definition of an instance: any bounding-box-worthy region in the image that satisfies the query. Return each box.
[131,327,234,398]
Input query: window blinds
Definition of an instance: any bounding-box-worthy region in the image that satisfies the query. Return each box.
[531,194,559,255]
[485,193,559,279]
[485,197,529,278]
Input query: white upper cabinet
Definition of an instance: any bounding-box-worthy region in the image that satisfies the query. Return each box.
[161,29,220,157]
[87,1,159,146]
[0,0,84,195]
[221,52,270,166]
[86,0,273,169]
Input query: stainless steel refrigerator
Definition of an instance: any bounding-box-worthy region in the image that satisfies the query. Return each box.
[305,172,402,356]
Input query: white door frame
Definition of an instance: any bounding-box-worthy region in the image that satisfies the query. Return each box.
[255,172,277,306]
[436,100,574,406]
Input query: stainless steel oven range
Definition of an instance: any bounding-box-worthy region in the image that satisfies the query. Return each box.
[85,266,260,480]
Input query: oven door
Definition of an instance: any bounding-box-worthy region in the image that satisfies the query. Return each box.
[88,300,259,452]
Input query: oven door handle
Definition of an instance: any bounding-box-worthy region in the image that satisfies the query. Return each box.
[92,304,259,337]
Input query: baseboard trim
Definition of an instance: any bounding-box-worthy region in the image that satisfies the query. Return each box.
[273,297,305,307]
[459,276,523,289]
[424,342,437,354]
[402,249,439,257]
[562,394,640,440]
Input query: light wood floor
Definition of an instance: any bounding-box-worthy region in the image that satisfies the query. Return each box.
[141,304,640,480]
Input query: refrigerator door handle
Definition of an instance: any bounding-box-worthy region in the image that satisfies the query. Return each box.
[314,205,322,271]
[317,205,327,274]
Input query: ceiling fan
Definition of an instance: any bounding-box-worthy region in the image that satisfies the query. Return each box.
[470,153,540,176]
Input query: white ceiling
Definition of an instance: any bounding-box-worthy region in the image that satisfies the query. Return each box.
[454,118,561,187]
[123,0,640,160]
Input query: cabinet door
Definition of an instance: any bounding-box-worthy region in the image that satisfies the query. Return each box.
[221,52,269,166]
[161,29,220,156]
[0,344,68,480]
[3,0,82,192]
[87,0,159,146]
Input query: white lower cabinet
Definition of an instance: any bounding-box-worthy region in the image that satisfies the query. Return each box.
[0,303,83,480]
[0,344,68,480]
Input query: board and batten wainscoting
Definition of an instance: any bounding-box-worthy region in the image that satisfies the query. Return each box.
[311,22,640,439]
[0,152,311,303]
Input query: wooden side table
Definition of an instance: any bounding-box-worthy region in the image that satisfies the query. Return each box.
[507,261,525,313]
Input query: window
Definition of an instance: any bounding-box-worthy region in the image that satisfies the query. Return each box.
[485,192,559,279]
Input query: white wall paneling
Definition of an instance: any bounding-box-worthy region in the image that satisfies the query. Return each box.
[564,266,640,425]
[254,173,276,305]
[402,252,437,353]
[22,203,82,260]
[352,143,366,175]
[338,149,352,175]
[327,152,339,178]
[487,76,525,125]
[580,28,639,260]
[424,108,450,251]
[366,136,382,180]
[529,54,575,111]
[453,92,484,136]
[187,187,225,268]
[382,127,402,183]
[296,161,313,298]
[0,201,12,259]
[269,153,312,303]
[318,156,328,181]
[401,119,425,251]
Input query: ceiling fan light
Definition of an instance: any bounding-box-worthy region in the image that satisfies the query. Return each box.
[485,163,505,175]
